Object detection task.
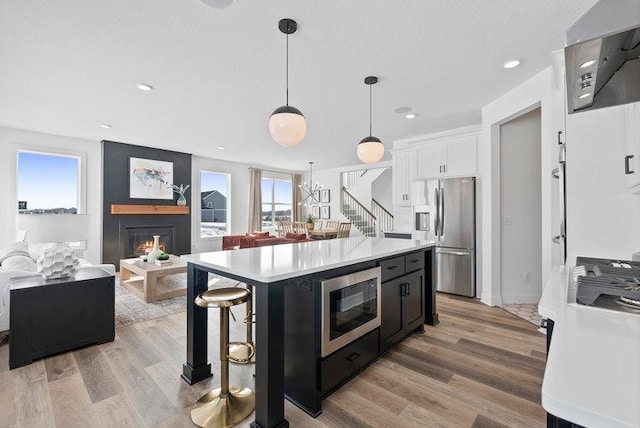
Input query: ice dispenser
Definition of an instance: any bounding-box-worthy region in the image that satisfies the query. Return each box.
[415,204,429,231]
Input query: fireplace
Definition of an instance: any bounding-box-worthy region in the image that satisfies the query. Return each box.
[125,225,175,258]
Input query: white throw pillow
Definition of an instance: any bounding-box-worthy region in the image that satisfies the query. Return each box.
[0,241,30,264]
[0,255,37,272]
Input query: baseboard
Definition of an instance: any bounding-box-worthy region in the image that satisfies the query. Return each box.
[480,293,502,307]
[500,295,542,305]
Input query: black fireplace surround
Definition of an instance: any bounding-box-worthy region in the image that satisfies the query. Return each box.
[102,141,192,267]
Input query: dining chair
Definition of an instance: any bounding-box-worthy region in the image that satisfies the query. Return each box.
[337,222,351,238]
[280,221,294,235]
[325,220,340,230]
[293,222,307,234]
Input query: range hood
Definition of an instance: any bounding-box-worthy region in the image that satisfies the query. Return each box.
[565,0,640,114]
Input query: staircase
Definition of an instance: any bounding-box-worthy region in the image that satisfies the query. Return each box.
[341,186,393,237]
[340,168,394,237]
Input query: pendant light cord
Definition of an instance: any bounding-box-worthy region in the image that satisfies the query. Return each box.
[369,83,373,136]
[286,32,289,106]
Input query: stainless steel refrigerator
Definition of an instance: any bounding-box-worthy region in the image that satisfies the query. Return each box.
[423,177,476,297]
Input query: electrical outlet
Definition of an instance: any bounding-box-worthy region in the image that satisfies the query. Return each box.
[524,272,531,282]
[501,217,513,226]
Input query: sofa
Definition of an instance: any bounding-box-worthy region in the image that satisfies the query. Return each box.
[222,232,311,250]
[0,241,116,332]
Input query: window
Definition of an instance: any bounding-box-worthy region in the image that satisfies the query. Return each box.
[201,171,230,237]
[261,173,293,230]
[17,151,80,214]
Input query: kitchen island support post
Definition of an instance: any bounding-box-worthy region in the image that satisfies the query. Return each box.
[182,263,212,384]
[251,281,289,428]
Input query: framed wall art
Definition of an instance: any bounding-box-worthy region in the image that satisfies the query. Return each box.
[321,205,330,219]
[129,157,174,199]
[312,206,320,219]
[320,189,330,203]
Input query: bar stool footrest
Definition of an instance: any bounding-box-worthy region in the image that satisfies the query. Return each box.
[228,342,255,364]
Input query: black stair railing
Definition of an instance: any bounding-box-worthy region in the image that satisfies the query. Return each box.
[341,186,377,237]
[372,198,394,233]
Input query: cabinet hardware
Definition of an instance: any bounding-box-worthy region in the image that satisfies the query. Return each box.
[346,352,361,362]
[439,165,442,173]
[387,265,398,270]
[557,131,563,145]
[443,165,447,173]
[401,283,410,296]
[406,283,410,296]
[625,155,634,174]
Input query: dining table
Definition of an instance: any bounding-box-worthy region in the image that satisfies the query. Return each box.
[308,228,338,239]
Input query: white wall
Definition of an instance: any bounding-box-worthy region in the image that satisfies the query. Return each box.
[347,167,387,211]
[500,108,542,304]
[480,64,563,306]
[566,103,640,258]
[307,161,392,236]
[0,126,103,263]
[372,168,393,210]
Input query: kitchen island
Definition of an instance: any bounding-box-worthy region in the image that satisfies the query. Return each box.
[539,257,640,428]
[181,236,435,428]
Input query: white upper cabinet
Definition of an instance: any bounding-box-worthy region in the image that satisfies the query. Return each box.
[393,149,417,204]
[625,102,640,192]
[415,135,477,179]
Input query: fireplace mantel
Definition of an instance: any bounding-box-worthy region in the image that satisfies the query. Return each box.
[111,204,190,215]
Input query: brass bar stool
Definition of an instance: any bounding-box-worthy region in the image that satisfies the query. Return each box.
[191,288,255,428]
[229,284,255,364]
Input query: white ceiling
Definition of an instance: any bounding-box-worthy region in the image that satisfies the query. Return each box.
[0,0,598,171]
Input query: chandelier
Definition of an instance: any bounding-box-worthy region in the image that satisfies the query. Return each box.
[298,161,322,206]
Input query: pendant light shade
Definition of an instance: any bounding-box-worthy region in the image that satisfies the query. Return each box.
[269,106,307,147]
[270,19,307,147]
[357,136,385,164]
[358,76,384,164]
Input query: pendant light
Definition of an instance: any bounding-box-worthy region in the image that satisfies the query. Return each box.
[298,161,322,206]
[269,18,307,147]
[357,76,384,163]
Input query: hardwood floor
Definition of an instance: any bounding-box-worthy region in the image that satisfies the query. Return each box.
[0,293,547,427]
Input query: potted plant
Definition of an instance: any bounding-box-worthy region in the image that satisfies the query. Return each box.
[306,214,315,231]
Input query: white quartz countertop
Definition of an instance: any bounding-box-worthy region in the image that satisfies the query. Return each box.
[182,237,434,283]
[539,257,640,428]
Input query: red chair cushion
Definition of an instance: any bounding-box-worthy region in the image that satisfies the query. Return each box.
[285,232,307,241]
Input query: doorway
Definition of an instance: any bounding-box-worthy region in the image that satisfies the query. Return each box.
[499,108,542,304]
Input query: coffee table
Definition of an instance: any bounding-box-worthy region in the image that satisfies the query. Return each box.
[119,255,187,303]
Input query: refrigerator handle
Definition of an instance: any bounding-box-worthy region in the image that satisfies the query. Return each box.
[440,187,445,236]
[434,187,440,237]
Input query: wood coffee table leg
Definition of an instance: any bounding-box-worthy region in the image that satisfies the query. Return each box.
[143,272,152,303]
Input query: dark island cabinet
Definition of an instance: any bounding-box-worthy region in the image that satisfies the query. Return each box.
[380,269,424,351]
[379,251,427,352]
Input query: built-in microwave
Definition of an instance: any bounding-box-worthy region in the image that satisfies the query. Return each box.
[320,266,381,357]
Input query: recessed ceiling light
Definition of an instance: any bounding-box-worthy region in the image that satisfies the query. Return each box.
[136,84,153,91]
[217,146,225,150]
[580,60,596,69]
[405,114,416,119]
[394,107,412,114]
[503,59,520,69]
[579,93,591,99]
[100,124,112,129]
